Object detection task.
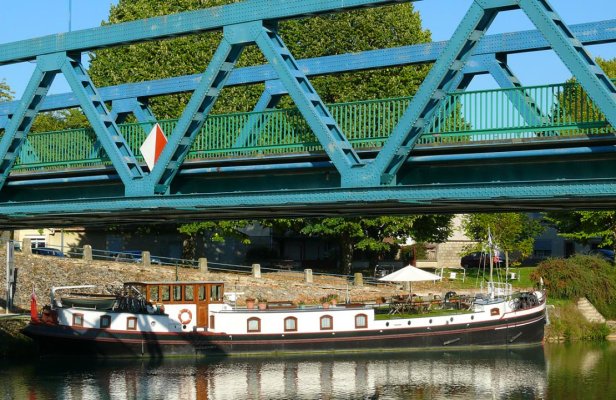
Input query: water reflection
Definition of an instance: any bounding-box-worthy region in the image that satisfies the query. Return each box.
[1,347,553,400]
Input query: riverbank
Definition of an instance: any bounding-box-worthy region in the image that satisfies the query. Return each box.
[0,250,612,357]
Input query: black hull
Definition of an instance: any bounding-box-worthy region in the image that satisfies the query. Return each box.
[23,309,546,358]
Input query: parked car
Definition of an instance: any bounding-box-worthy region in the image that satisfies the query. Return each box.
[460,252,485,269]
[112,250,162,264]
[587,248,615,263]
[374,262,403,278]
[31,247,65,257]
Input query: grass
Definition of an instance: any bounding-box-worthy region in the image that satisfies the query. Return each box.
[434,266,538,292]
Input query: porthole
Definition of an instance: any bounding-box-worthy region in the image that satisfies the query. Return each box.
[407,321,411,326]
[429,319,432,324]
[471,315,474,320]
[450,317,454,322]
[386,322,389,327]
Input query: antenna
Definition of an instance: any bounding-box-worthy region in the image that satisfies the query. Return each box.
[68,0,72,32]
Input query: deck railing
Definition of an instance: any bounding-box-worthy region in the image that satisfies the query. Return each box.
[6,79,614,172]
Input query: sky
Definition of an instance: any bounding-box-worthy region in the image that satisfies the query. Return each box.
[0,0,615,98]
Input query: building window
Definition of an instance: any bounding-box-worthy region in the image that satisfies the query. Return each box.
[247,317,261,333]
[284,317,298,332]
[320,315,333,330]
[355,314,368,329]
[100,315,111,329]
[72,313,84,327]
[127,317,138,330]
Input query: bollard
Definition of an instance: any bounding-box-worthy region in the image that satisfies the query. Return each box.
[252,263,261,278]
[354,272,363,287]
[83,245,92,261]
[199,258,208,273]
[23,238,31,255]
[304,269,313,283]
[142,251,151,267]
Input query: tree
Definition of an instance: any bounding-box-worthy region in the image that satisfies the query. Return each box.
[544,211,616,257]
[178,220,251,259]
[0,79,14,103]
[461,213,544,271]
[264,215,453,275]
[88,0,432,117]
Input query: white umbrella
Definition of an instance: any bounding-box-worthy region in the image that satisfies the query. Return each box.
[379,264,442,297]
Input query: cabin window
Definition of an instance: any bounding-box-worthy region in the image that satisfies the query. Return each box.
[100,315,111,329]
[199,286,206,301]
[161,285,170,302]
[209,315,215,329]
[355,314,368,329]
[247,317,261,333]
[284,317,298,332]
[210,285,223,302]
[173,285,182,302]
[127,317,138,330]
[72,313,84,327]
[490,308,500,316]
[320,315,333,330]
[185,286,194,302]
[149,286,159,302]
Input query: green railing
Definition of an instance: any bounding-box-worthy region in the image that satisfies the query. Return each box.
[7,79,614,172]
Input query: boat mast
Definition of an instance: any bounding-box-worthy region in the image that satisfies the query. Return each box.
[488,227,494,298]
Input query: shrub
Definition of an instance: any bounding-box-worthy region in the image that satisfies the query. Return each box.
[531,255,616,318]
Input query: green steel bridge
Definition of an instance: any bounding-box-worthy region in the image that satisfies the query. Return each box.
[0,0,615,227]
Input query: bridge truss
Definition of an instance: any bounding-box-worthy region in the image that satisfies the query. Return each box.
[0,0,615,227]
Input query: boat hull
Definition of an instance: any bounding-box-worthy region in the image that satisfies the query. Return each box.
[23,308,546,358]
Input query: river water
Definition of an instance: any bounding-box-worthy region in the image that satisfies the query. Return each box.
[1,343,614,399]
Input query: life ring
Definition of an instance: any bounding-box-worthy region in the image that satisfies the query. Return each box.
[178,309,192,325]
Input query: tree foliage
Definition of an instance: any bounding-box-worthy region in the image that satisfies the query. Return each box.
[88,0,432,118]
[461,213,544,268]
[544,211,616,252]
[0,79,14,103]
[264,215,453,274]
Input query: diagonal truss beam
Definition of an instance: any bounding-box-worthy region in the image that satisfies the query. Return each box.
[146,31,246,194]
[254,23,363,177]
[518,0,616,129]
[360,1,500,186]
[0,62,55,191]
[358,0,616,186]
[59,53,144,191]
[89,98,158,159]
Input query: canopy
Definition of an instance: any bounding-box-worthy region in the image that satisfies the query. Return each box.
[378,265,441,283]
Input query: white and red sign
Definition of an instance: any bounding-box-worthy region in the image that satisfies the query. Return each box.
[140,123,168,171]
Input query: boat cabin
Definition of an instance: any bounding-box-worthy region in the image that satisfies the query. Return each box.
[124,281,225,328]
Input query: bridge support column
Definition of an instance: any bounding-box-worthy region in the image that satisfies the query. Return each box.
[199,258,208,273]
[83,245,92,261]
